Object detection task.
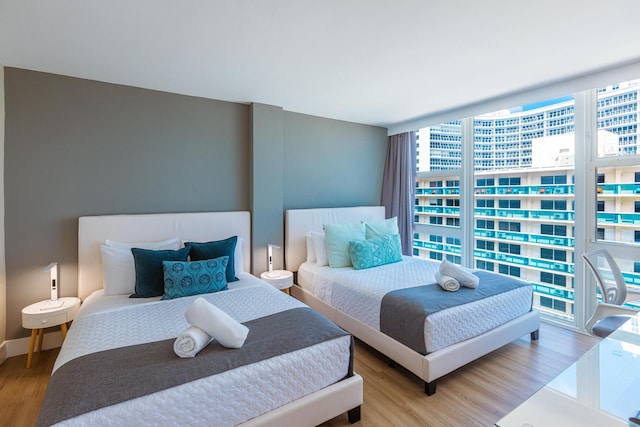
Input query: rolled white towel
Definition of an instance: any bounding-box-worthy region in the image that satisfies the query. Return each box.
[439,259,479,289]
[174,325,212,358]
[435,271,460,292]
[185,297,249,349]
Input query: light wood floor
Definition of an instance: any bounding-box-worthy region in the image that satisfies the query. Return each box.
[0,321,597,427]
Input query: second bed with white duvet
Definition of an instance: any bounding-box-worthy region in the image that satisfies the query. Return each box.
[297,256,533,354]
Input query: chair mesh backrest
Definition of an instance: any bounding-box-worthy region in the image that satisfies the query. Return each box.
[582,249,627,305]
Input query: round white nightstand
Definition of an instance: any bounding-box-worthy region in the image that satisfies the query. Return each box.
[260,270,294,294]
[22,297,81,368]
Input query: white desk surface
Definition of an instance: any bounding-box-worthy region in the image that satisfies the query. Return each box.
[497,314,640,427]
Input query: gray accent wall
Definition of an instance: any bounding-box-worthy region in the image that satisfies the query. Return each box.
[4,69,250,340]
[251,104,286,273]
[284,111,387,209]
[2,68,387,341]
[250,106,387,274]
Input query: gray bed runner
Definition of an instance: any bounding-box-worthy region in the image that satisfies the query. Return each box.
[380,271,532,355]
[37,306,353,426]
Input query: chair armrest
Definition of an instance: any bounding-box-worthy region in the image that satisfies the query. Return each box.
[585,303,639,334]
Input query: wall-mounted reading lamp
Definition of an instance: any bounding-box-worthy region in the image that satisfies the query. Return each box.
[267,244,280,273]
[44,262,58,301]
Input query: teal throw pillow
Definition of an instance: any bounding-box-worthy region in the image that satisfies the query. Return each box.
[161,256,229,300]
[130,246,191,298]
[348,234,403,270]
[364,217,399,239]
[186,236,238,282]
[324,222,366,268]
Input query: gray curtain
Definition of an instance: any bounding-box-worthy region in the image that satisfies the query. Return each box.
[381,131,417,255]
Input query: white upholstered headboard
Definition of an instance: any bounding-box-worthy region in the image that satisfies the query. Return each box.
[78,211,251,300]
[284,206,386,272]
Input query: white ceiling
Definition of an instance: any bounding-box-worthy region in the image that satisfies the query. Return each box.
[2,1,640,129]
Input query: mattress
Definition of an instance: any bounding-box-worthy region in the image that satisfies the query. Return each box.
[297,257,533,353]
[47,273,352,426]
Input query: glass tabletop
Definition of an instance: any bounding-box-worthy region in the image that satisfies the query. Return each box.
[496,314,640,427]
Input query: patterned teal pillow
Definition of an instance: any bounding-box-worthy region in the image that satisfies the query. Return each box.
[348,234,403,270]
[161,256,229,300]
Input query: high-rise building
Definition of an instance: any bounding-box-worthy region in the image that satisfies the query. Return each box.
[414,80,640,320]
[417,80,639,173]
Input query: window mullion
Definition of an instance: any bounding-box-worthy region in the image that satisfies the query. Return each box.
[461,117,475,268]
[573,89,597,332]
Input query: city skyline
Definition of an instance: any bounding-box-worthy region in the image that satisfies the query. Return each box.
[413,79,640,321]
[416,78,639,173]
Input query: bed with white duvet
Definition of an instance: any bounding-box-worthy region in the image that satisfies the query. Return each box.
[285,206,540,396]
[37,211,362,427]
[298,256,534,354]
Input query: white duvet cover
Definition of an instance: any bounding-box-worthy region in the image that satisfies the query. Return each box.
[297,257,533,353]
[53,273,352,426]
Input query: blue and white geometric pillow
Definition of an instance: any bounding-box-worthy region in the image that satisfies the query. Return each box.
[348,234,403,270]
[161,256,229,300]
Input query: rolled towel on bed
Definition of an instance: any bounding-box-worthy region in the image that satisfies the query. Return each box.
[185,297,249,349]
[439,259,480,289]
[174,325,212,358]
[435,271,460,292]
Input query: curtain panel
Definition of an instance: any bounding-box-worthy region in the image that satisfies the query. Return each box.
[381,131,416,255]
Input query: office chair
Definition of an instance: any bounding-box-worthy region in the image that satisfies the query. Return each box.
[583,248,640,338]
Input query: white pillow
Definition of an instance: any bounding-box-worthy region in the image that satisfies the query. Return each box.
[106,237,181,249]
[310,232,328,266]
[306,232,316,263]
[234,236,244,274]
[101,238,181,295]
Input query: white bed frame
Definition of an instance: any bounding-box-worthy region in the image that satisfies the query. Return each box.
[285,206,540,395]
[77,211,363,426]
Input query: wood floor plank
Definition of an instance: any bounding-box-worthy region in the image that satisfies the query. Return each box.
[0,322,597,427]
[320,322,598,427]
[0,347,59,427]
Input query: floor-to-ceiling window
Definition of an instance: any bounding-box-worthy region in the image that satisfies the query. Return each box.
[592,80,640,307]
[413,79,640,329]
[414,122,463,264]
[470,99,577,322]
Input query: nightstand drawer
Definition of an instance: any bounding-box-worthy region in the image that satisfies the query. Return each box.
[22,312,68,329]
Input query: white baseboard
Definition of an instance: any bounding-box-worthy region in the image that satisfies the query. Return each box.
[3,331,63,359]
[0,340,6,365]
